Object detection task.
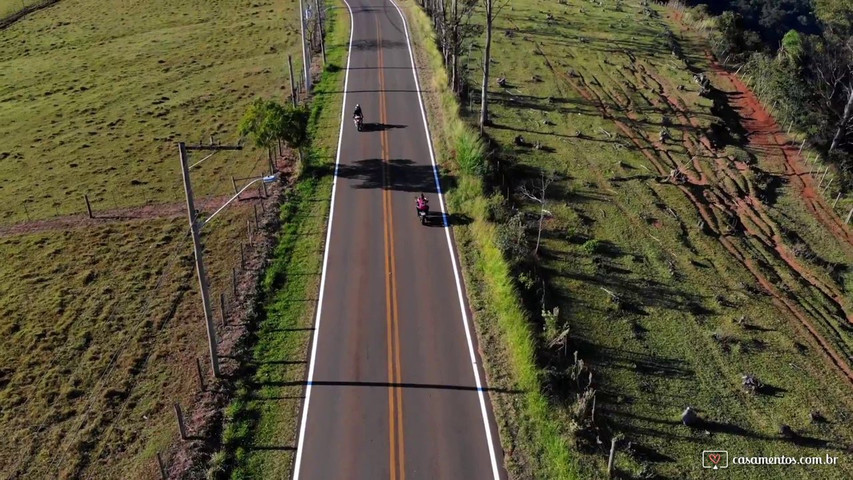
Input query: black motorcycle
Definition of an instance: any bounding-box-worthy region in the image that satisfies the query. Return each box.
[353,114,363,132]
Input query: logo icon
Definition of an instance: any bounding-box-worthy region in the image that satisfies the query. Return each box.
[702,450,729,469]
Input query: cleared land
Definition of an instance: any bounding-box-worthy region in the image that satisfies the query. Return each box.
[457,0,853,478]
[0,0,308,477]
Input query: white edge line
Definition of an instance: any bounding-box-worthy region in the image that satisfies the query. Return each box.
[292,1,355,478]
[388,1,502,478]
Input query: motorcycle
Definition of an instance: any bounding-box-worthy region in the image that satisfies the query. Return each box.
[353,114,363,132]
[415,198,429,225]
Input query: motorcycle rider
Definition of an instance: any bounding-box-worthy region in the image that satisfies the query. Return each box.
[353,103,363,120]
[415,193,429,213]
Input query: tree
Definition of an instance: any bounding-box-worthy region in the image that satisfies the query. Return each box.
[779,29,804,67]
[479,0,510,133]
[519,168,555,256]
[239,98,310,168]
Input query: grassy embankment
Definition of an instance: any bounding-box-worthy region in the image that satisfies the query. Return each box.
[210,2,349,479]
[402,0,853,478]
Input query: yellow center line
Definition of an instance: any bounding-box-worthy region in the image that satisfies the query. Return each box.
[378,18,406,480]
[377,19,397,480]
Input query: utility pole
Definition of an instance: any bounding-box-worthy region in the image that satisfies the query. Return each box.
[299,0,311,93]
[179,141,242,378]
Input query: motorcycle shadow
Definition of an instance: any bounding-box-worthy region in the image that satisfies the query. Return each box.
[418,211,473,227]
[361,123,406,132]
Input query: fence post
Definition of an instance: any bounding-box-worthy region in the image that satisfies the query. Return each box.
[240,244,245,270]
[233,267,239,296]
[818,166,830,187]
[823,177,833,193]
[231,176,238,195]
[262,179,268,198]
[288,55,297,107]
[156,451,168,480]
[253,204,259,229]
[607,437,617,478]
[247,220,253,245]
[174,403,188,440]
[846,208,853,225]
[833,192,841,208]
[798,139,806,154]
[196,358,206,392]
[220,292,227,326]
[85,194,93,218]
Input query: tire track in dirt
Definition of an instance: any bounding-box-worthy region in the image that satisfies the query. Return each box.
[523,37,853,387]
[707,58,853,247]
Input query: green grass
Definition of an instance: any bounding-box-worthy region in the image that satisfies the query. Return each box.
[212,3,349,478]
[0,0,313,476]
[403,0,853,478]
[0,203,257,479]
[0,0,40,18]
[0,0,305,223]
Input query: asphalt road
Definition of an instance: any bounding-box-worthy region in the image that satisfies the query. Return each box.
[293,1,506,479]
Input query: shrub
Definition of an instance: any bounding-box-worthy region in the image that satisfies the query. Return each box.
[581,239,600,255]
[452,122,486,175]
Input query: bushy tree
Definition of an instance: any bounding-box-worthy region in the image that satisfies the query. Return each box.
[238,99,309,151]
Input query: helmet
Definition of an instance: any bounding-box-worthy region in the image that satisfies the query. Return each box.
[355,103,360,108]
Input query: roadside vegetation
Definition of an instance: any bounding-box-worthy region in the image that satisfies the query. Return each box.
[210,3,349,478]
[402,0,853,478]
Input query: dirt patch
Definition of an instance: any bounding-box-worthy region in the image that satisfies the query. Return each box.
[0,196,236,238]
[706,57,853,247]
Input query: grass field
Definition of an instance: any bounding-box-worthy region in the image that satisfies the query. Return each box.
[0,0,304,224]
[0,0,42,19]
[0,204,257,479]
[422,0,853,478]
[0,0,312,477]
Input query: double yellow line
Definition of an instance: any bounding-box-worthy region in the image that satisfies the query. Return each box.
[377,19,406,480]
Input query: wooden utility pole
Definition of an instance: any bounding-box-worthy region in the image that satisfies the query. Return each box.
[179,141,242,378]
[156,452,168,480]
[607,437,617,477]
